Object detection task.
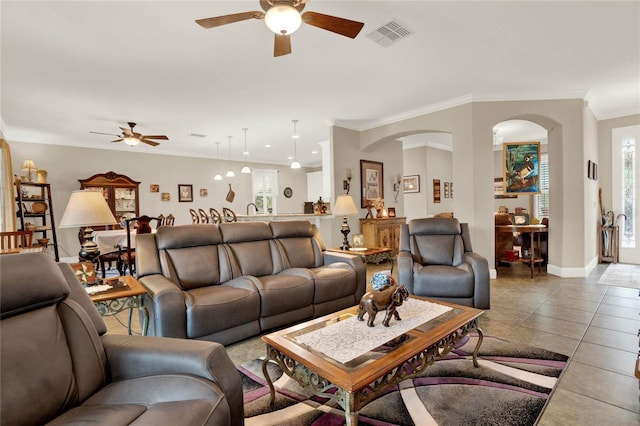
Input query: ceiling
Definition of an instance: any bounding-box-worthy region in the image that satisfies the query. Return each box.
[2,1,638,167]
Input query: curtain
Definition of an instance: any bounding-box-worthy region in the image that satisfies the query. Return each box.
[0,138,16,231]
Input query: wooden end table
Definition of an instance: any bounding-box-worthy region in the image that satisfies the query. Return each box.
[327,247,393,269]
[261,296,483,425]
[89,275,149,335]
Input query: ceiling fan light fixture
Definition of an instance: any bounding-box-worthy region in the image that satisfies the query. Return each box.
[264,4,301,35]
[123,136,139,146]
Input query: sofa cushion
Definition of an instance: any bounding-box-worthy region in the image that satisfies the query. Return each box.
[183,282,260,338]
[226,240,275,277]
[50,375,229,426]
[413,234,457,265]
[164,245,227,290]
[412,264,475,298]
[156,224,223,249]
[310,263,357,304]
[254,270,314,317]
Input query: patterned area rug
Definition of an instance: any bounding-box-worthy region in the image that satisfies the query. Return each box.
[597,263,640,289]
[240,334,569,426]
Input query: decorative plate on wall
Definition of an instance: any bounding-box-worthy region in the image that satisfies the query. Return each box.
[284,187,293,198]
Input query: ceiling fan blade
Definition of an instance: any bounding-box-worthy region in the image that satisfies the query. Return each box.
[301,11,364,38]
[141,135,169,140]
[274,34,292,57]
[141,139,161,147]
[111,139,124,143]
[196,11,264,29]
[90,131,120,137]
[120,127,134,137]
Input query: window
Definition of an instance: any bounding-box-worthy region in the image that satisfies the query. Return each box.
[621,138,635,248]
[252,169,278,214]
[534,154,549,219]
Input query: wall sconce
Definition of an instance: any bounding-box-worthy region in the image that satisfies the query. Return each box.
[343,169,352,194]
[393,174,402,192]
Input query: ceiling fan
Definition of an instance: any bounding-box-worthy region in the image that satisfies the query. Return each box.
[90,122,169,147]
[195,0,365,57]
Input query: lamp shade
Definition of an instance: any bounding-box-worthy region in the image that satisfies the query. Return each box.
[21,159,37,171]
[59,190,118,227]
[333,195,359,216]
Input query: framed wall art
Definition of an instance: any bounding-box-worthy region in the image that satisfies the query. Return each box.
[503,141,540,195]
[161,192,170,201]
[402,175,420,193]
[200,188,208,197]
[360,159,384,207]
[150,184,159,193]
[433,179,441,203]
[444,182,450,198]
[178,184,193,202]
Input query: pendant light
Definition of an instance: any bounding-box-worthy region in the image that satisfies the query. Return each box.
[225,136,235,177]
[290,119,301,169]
[214,141,223,181]
[241,128,251,174]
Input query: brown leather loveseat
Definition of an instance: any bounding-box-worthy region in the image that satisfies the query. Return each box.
[136,220,366,345]
[0,253,243,426]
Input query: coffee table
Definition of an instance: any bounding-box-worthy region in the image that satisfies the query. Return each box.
[89,275,148,335]
[261,296,483,425]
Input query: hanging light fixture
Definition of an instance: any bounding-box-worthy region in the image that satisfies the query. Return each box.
[214,141,223,181]
[290,119,301,169]
[264,3,302,35]
[225,136,235,177]
[241,128,251,174]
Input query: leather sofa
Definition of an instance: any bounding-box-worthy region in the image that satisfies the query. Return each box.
[136,220,366,345]
[0,253,243,426]
[397,218,490,309]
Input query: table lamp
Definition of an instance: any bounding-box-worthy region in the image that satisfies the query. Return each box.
[59,190,117,261]
[333,194,359,250]
[21,160,37,182]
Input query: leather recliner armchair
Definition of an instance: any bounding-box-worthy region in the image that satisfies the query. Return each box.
[397,218,490,309]
[0,253,243,426]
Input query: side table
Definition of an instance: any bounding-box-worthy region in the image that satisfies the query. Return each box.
[89,275,149,335]
[326,247,394,270]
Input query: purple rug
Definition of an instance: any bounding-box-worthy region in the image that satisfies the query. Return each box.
[239,334,569,425]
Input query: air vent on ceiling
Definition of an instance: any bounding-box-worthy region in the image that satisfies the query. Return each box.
[189,133,207,138]
[366,20,412,47]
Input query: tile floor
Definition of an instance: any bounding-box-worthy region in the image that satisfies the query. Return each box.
[104,261,640,424]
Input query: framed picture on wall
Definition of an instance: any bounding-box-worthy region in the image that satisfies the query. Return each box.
[402,175,420,193]
[360,159,384,207]
[503,141,540,195]
[178,184,193,202]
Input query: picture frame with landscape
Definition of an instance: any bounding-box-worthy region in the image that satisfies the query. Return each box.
[360,160,384,207]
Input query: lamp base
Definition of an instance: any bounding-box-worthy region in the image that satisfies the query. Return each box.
[340,218,351,251]
[78,227,100,262]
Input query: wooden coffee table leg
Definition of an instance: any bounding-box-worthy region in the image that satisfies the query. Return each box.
[262,355,277,405]
[472,327,484,368]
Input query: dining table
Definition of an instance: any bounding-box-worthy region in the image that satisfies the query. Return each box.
[92,229,156,254]
[0,247,46,255]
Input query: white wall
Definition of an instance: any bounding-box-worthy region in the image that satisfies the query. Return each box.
[9,141,315,259]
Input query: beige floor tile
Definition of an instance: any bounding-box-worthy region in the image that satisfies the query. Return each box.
[507,326,580,357]
[559,361,640,413]
[602,294,640,309]
[597,303,640,320]
[582,326,639,353]
[591,313,640,334]
[605,286,640,298]
[520,314,588,340]
[538,388,640,426]
[573,341,638,376]
[534,302,596,324]
[542,294,601,313]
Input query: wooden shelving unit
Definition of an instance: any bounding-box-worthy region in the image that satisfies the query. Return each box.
[15,181,59,261]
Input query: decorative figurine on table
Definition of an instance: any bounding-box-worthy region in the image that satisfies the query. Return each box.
[358,272,409,327]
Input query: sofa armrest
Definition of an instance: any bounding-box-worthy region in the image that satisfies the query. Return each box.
[322,251,366,300]
[463,252,490,309]
[102,334,243,424]
[397,251,414,293]
[139,274,187,338]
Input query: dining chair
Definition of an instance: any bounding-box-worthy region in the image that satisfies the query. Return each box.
[222,207,237,223]
[198,208,210,224]
[157,214,165,228]
[118,215,161,276]
[189,209,199,224]
[165,214,175,226]
[0,230,34,250]
[209,208,222,224]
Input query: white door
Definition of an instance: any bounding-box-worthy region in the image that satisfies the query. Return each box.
[612,124,640,264]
